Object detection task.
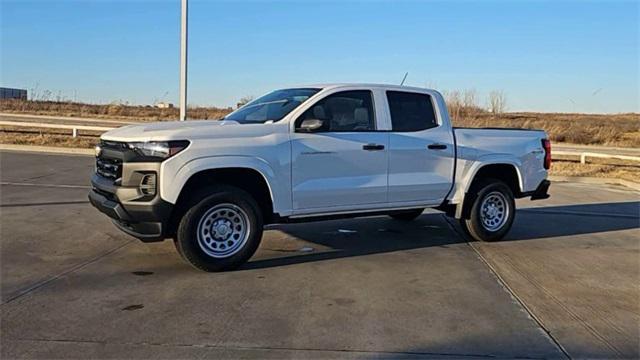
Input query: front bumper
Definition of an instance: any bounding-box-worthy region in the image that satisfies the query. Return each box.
[89,172,173,242]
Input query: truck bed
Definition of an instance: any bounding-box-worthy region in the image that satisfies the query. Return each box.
[453,127,546,154]
[452,127,548,197]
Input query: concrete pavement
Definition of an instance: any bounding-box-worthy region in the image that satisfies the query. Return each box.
[1,151,638,359]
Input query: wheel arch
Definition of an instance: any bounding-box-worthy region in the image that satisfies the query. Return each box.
[455,161,523,219]
[164,160,280,236]
[466,163,523,195]
[161,155,282,202]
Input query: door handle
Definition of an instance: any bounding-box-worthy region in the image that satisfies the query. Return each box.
[363,143,385,151]
[427,143,447,150]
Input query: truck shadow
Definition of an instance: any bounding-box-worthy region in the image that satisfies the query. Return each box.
[243,201,639,270]
[510,201,639,240]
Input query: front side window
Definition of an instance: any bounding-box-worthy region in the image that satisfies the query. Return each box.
[387,91,438,132]
[225,88,320,124]
[296,90,375,132]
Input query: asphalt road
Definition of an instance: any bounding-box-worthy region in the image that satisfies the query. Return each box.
[1,151,638,359]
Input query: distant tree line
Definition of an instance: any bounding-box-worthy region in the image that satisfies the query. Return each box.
[442,89,508,122]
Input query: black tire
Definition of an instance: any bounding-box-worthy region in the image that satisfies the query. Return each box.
[175,185,263,272]
[459,179,515,242]
[389,208,424,221]
[173,238,183,257]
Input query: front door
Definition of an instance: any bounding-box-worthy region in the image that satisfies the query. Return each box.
[291,90,389,211]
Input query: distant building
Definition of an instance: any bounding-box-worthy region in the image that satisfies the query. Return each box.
[155,102,174,109]
[0,87,27,100]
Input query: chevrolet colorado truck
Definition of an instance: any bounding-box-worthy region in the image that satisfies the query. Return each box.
[89,84,551,271]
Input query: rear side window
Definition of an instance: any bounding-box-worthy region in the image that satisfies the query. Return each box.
[386,91,438,132]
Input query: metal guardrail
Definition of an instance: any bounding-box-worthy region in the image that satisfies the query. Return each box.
[0,120,115,137]
[2,121,639,164]
[554,150,640,164]
[0,112,136,125]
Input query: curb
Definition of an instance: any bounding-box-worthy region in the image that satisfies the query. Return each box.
[549,175,640,191]
[0,144,93,156]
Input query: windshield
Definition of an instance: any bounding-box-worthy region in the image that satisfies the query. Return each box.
[224,88,320,124]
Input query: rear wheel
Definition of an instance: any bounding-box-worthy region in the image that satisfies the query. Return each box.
[389,208,424,221]
[459,179,515,242]
[175,185,263,272]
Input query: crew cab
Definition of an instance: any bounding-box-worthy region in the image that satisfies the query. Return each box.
[89,84,551,271]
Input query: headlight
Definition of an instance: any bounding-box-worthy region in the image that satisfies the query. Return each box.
[127,140,190,160]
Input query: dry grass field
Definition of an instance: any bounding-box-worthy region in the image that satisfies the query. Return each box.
[452,112,639,148]
[0,99,230,121]
[2,99,638,147]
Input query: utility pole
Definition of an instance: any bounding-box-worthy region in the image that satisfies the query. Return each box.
[179,0,188,121]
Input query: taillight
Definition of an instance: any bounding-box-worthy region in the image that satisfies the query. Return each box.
[542,139,551,170]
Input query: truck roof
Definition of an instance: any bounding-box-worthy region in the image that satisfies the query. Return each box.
[296,83,438,93]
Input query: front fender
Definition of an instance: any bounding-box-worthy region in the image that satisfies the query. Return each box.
[159,155,290,216]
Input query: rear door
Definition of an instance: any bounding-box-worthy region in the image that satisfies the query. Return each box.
[386,90,455,204]
[291,90,389,211]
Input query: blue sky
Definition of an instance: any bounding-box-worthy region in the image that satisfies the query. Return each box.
[1,0,638,113]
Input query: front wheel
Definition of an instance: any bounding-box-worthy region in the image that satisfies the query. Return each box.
[459,179,515,242]
[175,185,263,272]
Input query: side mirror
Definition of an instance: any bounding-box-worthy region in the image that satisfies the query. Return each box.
[298,119,324,132]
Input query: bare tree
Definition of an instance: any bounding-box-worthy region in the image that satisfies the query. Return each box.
[462,89,479,116]
[488,90,507,115]
[444,90,462,122]
[236,95,254,109]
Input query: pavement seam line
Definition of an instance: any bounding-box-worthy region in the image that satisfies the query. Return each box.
[0,182,91,189]
[1,239,134,305]
[441,215,571,360]
[468,242,573,359]
[468,243,574,359]
[520,208,638,219]
[480,245,625,357]
[0,201,90,208]
[3,337,549,360]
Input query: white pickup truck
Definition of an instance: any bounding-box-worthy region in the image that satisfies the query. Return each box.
[89,84,551,271]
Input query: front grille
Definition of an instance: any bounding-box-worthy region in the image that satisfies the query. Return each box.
[96,157,122,180]
[96,140,125,181]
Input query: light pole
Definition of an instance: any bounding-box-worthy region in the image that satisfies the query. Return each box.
[179,0,188,121]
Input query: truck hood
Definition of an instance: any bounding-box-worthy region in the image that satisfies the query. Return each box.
[100,120,278,142]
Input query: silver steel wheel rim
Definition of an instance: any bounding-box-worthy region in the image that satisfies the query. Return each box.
[480,191,509,232]
[197,203,250,259]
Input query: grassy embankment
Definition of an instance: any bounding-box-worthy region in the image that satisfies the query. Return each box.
[0,99,231,148]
